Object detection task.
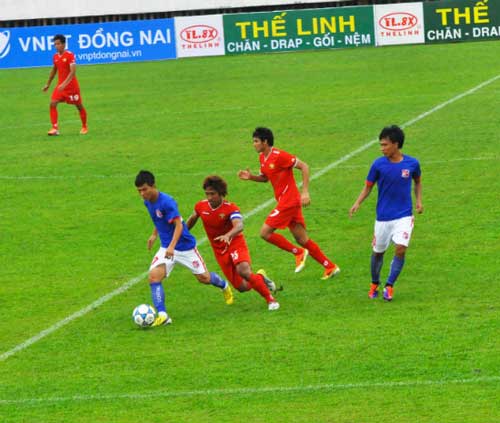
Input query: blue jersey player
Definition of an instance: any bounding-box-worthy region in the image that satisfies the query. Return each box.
[135,170,234,326]
[349,126,423,301]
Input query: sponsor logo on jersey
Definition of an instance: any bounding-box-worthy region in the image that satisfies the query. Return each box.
[401,169,410,178]
[155,209,163,218]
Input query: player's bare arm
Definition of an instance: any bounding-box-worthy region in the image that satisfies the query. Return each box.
[295,159,311,206]
[147,228,158,250]
[414,179,424,214]
[42,65,57,91]
[238,168,268,182]
[349,184,374,218]
[185,212,199,230]
[165,218,183,258]
[58,63,76,91]
[214,218,244,244]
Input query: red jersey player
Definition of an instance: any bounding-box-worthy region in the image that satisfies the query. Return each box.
[42,34,88,136]
[238,127,340,280]
[186,175,280,311]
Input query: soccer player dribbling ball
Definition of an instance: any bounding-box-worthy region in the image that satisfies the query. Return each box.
[42,34,88,136]
[135,170,234,327]
[186,175,280,311]
[349,125,423,301]
[238,127,340,280]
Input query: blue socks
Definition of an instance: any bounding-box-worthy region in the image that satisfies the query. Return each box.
[387,256,405,286]
[209,272,228,289]
[150,282,166,313]
[371,254,384,283]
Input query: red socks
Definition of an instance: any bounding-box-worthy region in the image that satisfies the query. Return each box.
[79,107,87,127]
[50,105,58,128]
[304,239,334,268]
[267,233,301,255]
[248,273,274,303]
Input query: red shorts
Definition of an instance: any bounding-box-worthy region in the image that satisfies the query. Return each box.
[51,85,82,105]
[213,238,251,291]
[265,204,306,229]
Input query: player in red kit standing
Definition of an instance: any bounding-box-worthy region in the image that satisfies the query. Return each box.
[42,34,88,136]
[238,127,340,280]
[186,175,280,311]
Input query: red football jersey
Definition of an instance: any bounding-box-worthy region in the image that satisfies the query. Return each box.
[53,50,79,89]
[194,200,244,252]
[259,148,301,208]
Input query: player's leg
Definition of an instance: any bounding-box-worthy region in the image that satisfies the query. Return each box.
[236,261,277,308]
[177,248,234,304]
[290,222,340,280]
[48,99,60,135]
[216,253,251,292]
[261,207,307,272]
[148,248,174,326]
[76,102,88,134]
[384,217,414,301]
[370,220,392,299]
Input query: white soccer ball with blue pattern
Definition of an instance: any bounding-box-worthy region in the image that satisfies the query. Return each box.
[132,304,156,327]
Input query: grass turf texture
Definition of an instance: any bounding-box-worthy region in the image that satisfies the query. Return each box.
[0,40,499,422]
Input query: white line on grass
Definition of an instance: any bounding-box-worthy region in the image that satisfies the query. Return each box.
[0,156,497,180]
[1,73,498,363]
[0,376,498,405]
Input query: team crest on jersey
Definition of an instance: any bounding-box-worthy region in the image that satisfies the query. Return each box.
[401,169,410,178]
[219,213,226,219]
[269,164,275,169]
[155,209,163,218]
[192,260,200,268]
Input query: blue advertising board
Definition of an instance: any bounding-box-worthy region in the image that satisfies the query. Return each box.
[0,19,176,69]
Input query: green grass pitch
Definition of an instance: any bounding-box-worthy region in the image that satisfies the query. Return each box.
[0,40,499,422]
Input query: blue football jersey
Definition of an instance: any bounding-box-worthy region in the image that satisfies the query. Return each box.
[366,155,421,221]
[144,192,196,250]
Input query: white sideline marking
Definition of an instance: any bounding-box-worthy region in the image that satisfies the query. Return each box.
[1,74,498,363]
[0,156,497,180]
[0,376,498,405]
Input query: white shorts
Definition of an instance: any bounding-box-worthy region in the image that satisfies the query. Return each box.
[372,216,415,253]
[149,247,208,277]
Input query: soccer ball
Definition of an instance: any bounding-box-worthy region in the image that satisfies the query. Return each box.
[132,304,156,327]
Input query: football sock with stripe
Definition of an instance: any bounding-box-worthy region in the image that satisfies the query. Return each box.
[304,239,334,268]
[149,281,166,313]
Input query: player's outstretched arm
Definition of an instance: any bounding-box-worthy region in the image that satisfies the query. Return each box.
[349,185,373,218]
[238,169,268,183]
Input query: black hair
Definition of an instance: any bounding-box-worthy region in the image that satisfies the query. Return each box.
[379,125,405,149]
[253,127,274,146]
[203,175,228,197]
[53,34,66,44]
[135,170,155,187]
